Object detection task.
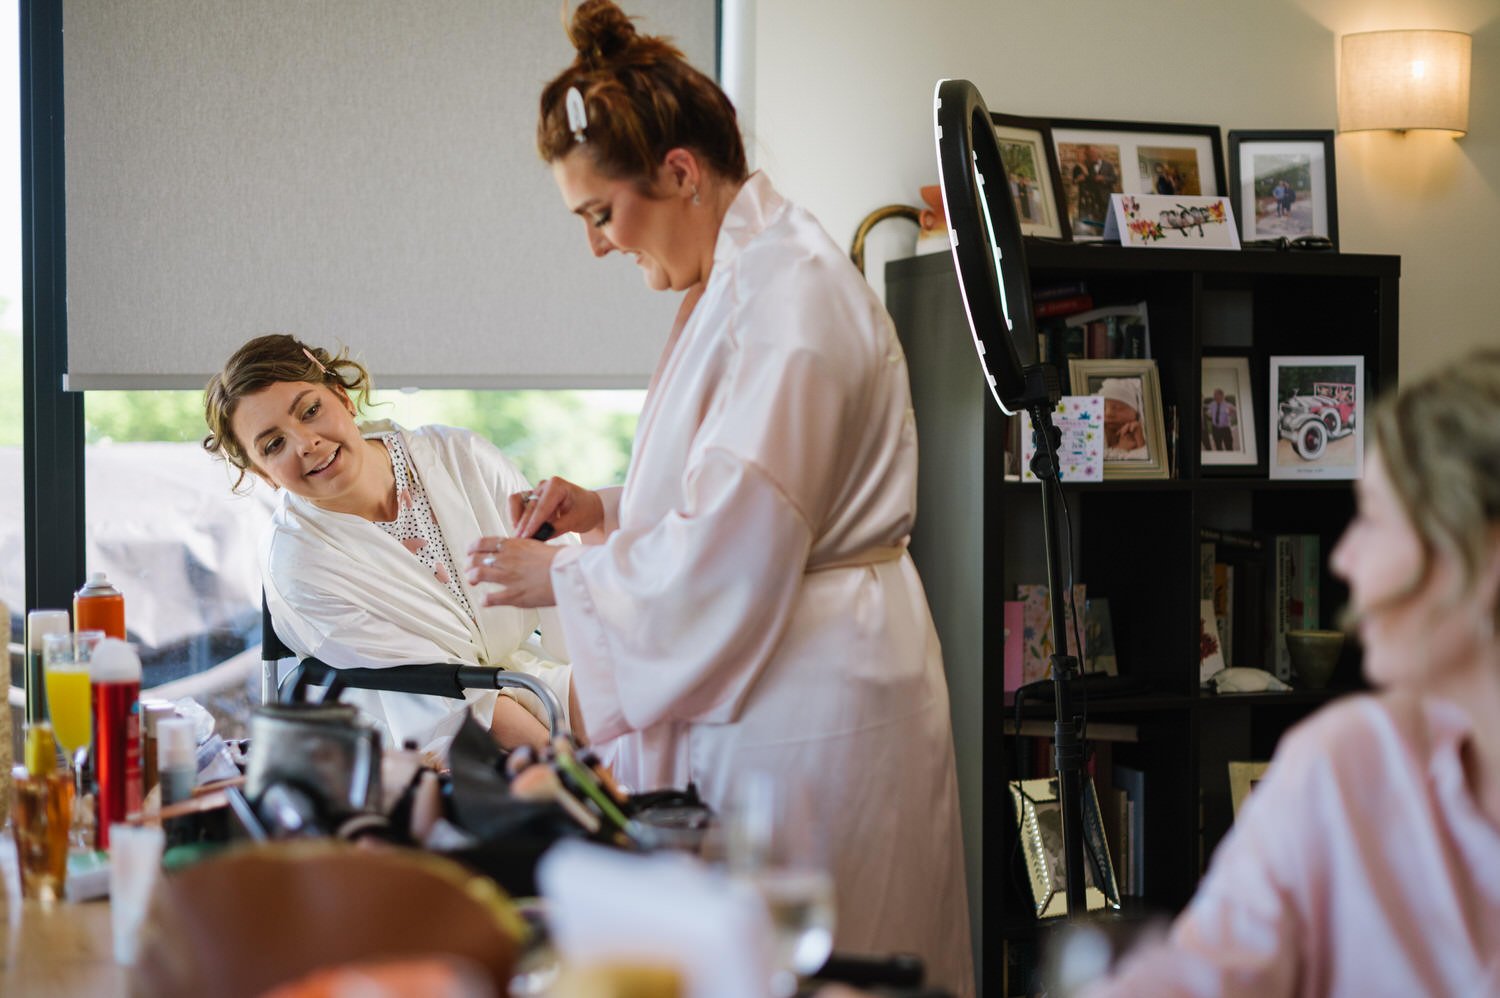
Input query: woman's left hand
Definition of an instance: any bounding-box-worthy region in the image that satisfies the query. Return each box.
[466,537,560,607]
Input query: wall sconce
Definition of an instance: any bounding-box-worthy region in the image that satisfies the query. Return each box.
[1338,29,1471,136]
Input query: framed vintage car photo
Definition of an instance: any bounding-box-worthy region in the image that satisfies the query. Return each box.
[1268,355,1364,480]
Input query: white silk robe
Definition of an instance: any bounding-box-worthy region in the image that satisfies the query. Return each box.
[263,422,571,751]
[551,173,974,996]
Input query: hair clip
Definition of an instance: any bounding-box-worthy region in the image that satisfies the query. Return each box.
[565,86,588,144]
[302,347,329,375]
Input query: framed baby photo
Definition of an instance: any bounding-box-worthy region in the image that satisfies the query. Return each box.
[1268,355,1364,480]
[1201,356,1258,468]
[1067,358,1169,480]
[1050,118,1225,241]
[1228,130,1339,249]
[990,112,1068,240]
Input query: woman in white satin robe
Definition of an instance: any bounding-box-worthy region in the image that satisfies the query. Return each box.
[262,419,573,751]
[464,4,973,994]
[203,334,572,753]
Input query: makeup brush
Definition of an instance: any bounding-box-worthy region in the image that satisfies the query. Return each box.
[510,762,600,835]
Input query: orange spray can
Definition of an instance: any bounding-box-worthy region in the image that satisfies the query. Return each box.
[74,572,126,640]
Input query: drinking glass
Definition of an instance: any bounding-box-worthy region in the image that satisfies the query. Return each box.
[725,770,837,997]
[43,629,104,851]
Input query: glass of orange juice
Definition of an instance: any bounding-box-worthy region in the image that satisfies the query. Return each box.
[43,630,104,851]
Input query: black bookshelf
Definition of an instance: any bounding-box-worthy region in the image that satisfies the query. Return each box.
[887,242,1398,995]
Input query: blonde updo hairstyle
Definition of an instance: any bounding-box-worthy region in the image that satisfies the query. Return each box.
[537,0,747,187]
[1369,347,1500,629]
[203,333,373,492]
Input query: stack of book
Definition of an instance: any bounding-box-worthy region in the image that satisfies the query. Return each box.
[1199,528,1322,682]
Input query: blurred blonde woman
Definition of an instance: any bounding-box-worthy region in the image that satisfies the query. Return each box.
[1085,349,1500,996]
[204,334,576,753]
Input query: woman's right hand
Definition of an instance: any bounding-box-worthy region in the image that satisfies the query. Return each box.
[509,476,605,539]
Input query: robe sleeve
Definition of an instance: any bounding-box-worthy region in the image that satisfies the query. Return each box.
[1081,724,1341,998]
[553,264,880,743]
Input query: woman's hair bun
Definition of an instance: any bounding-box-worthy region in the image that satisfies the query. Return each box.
[569,0,638,66]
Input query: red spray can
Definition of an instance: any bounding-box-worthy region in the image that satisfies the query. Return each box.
[90,639,142,850]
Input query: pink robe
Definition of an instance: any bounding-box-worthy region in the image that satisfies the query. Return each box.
[1086,694,1500,997]
[550,172,974,996]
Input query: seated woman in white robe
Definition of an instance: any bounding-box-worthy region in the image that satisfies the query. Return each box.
[203,334,576,752]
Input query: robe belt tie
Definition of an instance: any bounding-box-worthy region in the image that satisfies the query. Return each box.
[806,541,908,574]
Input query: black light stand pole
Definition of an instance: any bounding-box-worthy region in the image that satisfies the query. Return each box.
[933,77,1090,920]
[1028,399,1088,918]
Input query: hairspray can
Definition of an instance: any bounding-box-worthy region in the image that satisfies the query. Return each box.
[74,572,126,640]
[90,638,142,850]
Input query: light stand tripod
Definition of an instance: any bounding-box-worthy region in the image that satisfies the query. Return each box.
[933,79,1090,917]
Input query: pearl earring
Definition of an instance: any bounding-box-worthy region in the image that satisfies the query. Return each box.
[691,185,701,206]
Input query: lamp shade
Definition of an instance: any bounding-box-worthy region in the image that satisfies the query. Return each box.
[1339,30,1471,135]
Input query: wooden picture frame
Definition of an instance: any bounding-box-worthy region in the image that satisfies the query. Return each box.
[1049,118,1226,241]
[1201,356,1259,467]
[1228,130,1339,249]
[1268,355,1365,480]
[1067,359,1170,479]
[990,112,1069,240]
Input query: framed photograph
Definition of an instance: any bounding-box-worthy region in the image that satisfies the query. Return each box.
[1067,359,1170,479]
[1268,355,1364,480]
[990,113,1068,240]
[1228,761,1271,818]
[1201,356,1258,467]
[1050,118,1226,241]
[1228,130,1338,248]
[1010,776,1121,918]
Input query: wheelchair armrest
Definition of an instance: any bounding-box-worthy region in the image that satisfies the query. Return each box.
[281,659,565,738]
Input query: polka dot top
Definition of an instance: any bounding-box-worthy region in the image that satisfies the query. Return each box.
[373,431,477,624]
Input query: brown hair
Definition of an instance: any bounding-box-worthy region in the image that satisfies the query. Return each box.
[203,334,373,491]
[1370,347,1500,623]
[537,0,746,186]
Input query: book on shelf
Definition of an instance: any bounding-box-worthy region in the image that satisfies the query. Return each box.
[1017,582,1087,685]
[1032,280,1088,302]
[1112,764,1146,896]
[1062,301,1151,360]
[1034,292,1095,318]
[1003,601,1024,694]
[1273,534,1322,681]
[1200,527,1269,673]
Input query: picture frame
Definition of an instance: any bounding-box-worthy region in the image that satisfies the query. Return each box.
[1268,355,1364,480]
[1010,776,1121,918]
[1227,130,1339,249]
[1067,358,1170,479]
[990,112,1069,240]
[1049,118,1226,241]
[1201,356,1259,467]
[1228,761,1271,818]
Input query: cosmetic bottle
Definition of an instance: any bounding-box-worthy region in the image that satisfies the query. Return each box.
[74,571,126,640]
[11,722,73,901]
[91,639,142,850]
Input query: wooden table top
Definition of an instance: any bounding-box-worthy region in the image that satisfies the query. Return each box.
[1,840,126,996]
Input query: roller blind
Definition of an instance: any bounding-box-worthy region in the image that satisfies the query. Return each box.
[62,1,716,389]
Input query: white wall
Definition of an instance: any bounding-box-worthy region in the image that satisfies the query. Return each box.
[749,0,1500,381]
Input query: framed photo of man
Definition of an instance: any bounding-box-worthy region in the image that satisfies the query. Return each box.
[1067,359,1169,480]
[1201,356,1258,467]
